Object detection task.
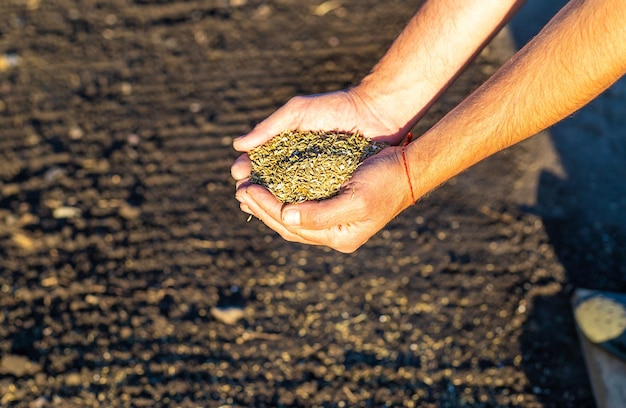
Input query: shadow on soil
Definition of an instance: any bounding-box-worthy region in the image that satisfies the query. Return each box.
[510,1,626,406]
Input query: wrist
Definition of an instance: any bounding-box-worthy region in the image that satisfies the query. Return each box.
[401,133,417,204]
[354,71,442,137]
[350,79,415,140]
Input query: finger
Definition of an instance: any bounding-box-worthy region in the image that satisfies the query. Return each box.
[238,184,319,245]
[243,184,369,252]
[233,108,295,152]
[233,97,306,152]
[244,184,363,250]
[280,186,367,230]
[231,154,252,181]
[236,177,250,189]
[240,202,252,214]
[235,179,252,201]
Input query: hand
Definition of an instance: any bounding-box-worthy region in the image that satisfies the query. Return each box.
[231,88,408,186]
[232,88,407,155]
[231,88,414,252]
[234,146,414,253]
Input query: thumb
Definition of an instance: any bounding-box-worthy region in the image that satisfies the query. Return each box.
[233,127,274,152]
[233,107,297,152]
[281,190,366,230]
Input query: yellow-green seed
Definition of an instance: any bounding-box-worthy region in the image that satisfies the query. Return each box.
[249,130,387,203]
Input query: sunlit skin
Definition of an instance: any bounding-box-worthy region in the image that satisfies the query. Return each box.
[232,0,626,253]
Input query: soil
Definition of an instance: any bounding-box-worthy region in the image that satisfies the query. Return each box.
[1,0,625,407]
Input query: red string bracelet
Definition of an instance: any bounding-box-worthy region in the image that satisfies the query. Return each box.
[401,132,416,204]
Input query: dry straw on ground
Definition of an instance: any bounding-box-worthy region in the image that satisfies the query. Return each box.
[249,130,387,203]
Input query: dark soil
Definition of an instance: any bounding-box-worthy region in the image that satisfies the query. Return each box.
[1,1,625,407]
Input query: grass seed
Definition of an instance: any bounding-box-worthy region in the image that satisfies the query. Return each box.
[249,130,387,203]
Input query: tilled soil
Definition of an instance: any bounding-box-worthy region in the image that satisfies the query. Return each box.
[1,1,625,407]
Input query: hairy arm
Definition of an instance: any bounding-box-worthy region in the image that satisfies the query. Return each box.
[406,0,626,202]
[234,0,626,253]
[232,0,525,151]
[354,0,525,136]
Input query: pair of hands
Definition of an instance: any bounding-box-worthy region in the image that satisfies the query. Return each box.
[231,89,416,253]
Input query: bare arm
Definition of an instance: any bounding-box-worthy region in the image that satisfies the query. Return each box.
[406,0,626,202]
[354,0,525,136]
[234,0,626,253]
[232,0,524,151]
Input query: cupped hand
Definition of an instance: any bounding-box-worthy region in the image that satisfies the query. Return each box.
[231,88,414,252]
[235,146,414,253]
[230,88,407,184]
[233,88,406,152]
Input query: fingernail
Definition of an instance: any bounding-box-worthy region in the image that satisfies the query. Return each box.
[282,209,300,226]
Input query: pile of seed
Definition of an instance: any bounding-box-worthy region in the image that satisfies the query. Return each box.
[249,130,387,203]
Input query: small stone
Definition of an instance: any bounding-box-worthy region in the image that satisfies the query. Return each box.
[313,0,342,16]
[41,276,59,287]
[68,126,84,140]
[120,82,132,95]
[127,134,140,145]
[0,54,19,72]
[210,306,245,325]
[29,396,48,408]
[2,184,20,196]
[0,354,42,377]
[44,167,66,182]
[120,327,133,339]
[65,372,82,387]
[85,294,99,305]
[119,206,141,220]
[12,233,36,250]
[53,206,82,219]
[26,0,40,10]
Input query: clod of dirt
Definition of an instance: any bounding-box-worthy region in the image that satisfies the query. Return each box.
[249,130,387,203]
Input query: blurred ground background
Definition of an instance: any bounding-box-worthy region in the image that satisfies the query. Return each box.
[0,0,625,407]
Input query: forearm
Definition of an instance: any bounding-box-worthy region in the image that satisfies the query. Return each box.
[407,0,626,200]
[354,0,525,134]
